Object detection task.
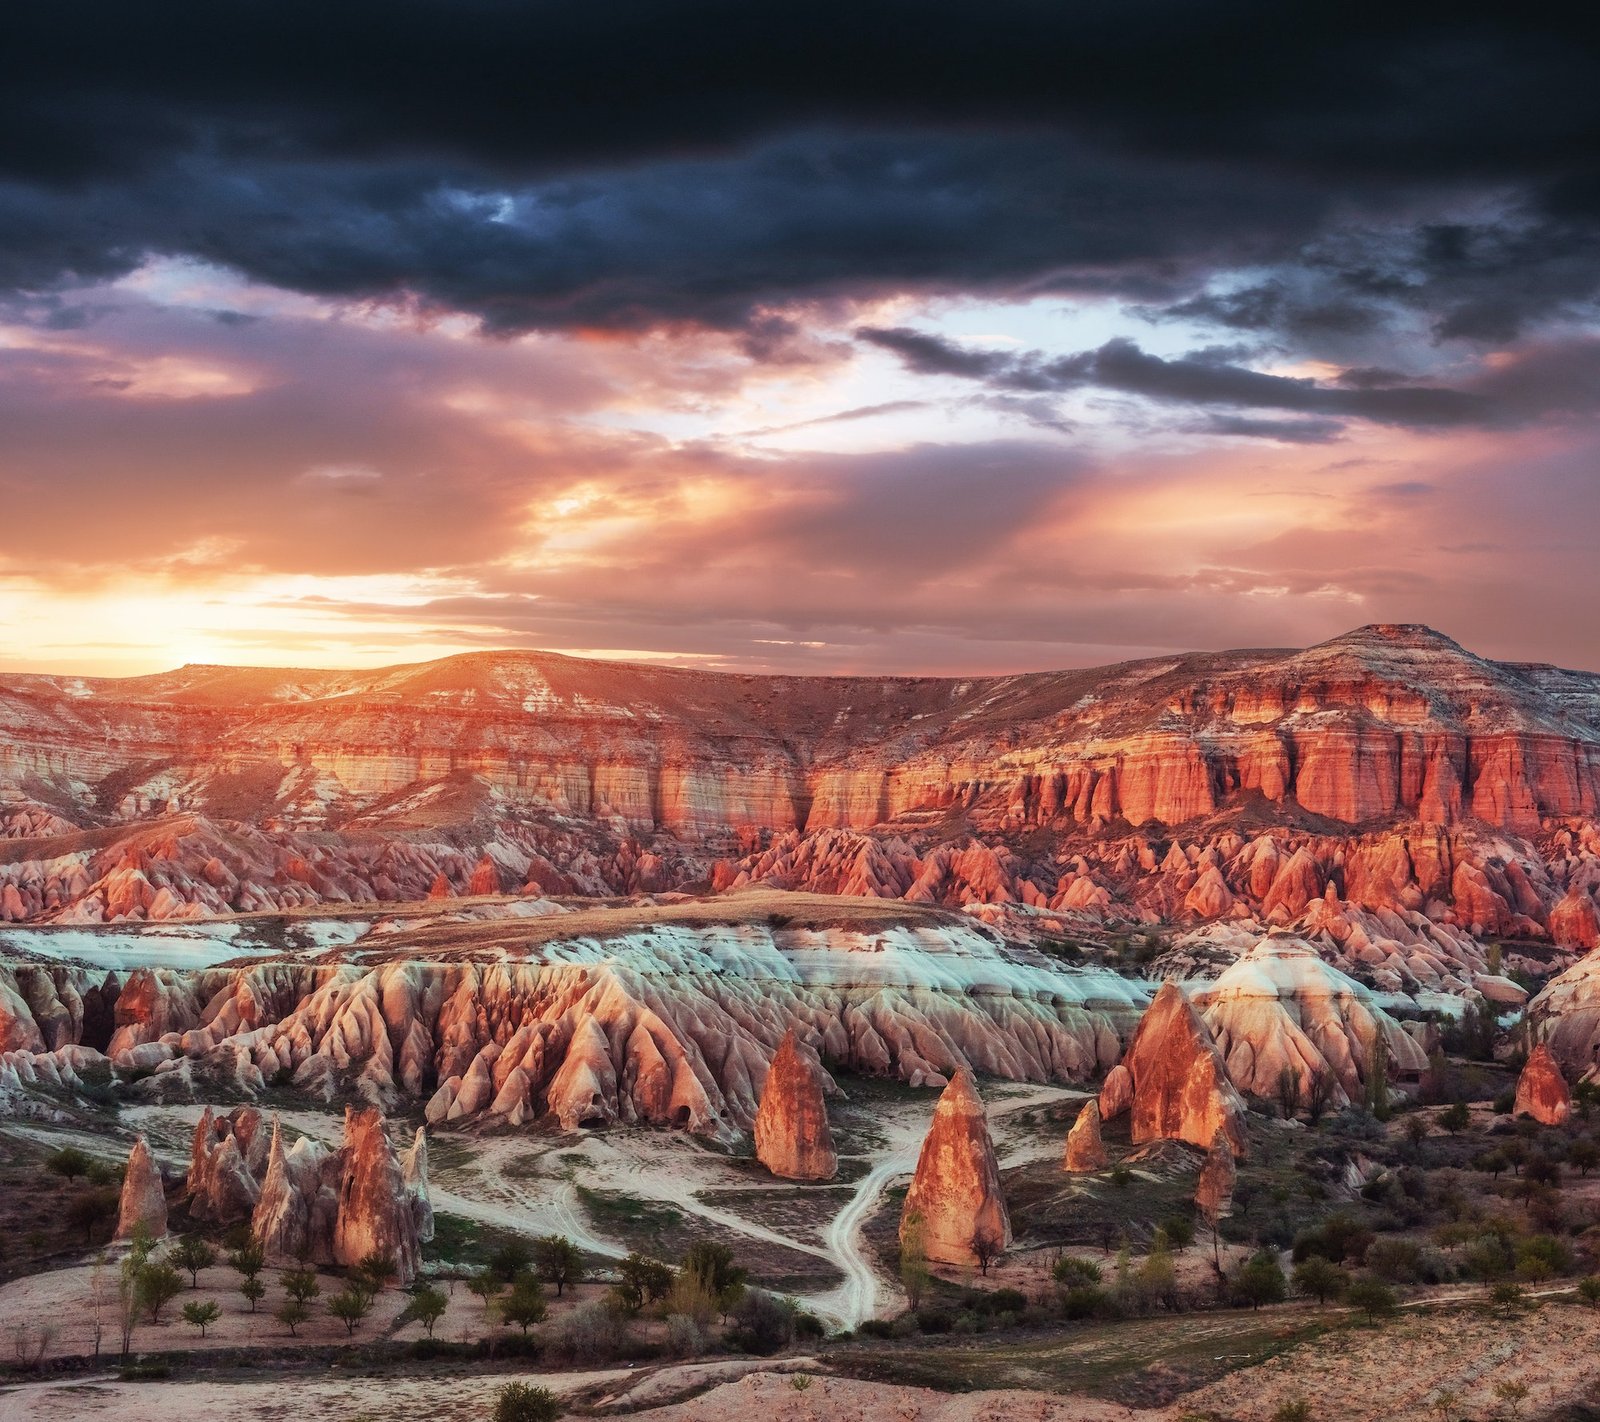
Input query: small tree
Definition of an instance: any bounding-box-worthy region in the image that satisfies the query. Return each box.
[1577,1275,1600,1309]
[1367,1034,1392,1121]
[240,1276,266,1313]
[1232,1250,1287,1310]
[1568,1139,1599,1176]
[46,1146,91,1182]
[65,1187,119,1243]
[493,1381,562,1422]
[1305,1068,1336,1126]
[355,1250,397,1295]
[275,1298,309,1337]
[228,1239,266,1281]
[117,1231,153,1356]
[1438,1101,1471,1135]
[171,1235,218,1287]
[1494,1380,1530,1418]
[534,1234,585,1297]
[1345,1276,1397,1323]
[1276,1065,1303,1120]
[328,1286,374,1336]
[468,1270,502,1319]
[282,1268,321,1306]
[972,1227,1003,1278]
[398,1284,449,1338]
[900,1211,931,1311]
[181,1300,221,1338]
[500,1276,548,1335]
[614,1254,673,1314]
[489,1239,534,1284]
[136,1261,185,1322]
[1292,1255,1348,1305]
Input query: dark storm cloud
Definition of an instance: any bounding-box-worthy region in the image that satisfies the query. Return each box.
[1,5,1599,338]
[858,330,1492,430]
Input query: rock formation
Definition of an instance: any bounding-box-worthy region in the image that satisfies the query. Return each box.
[1194,1132,1237,1220]
[753,1028,838,1181]
[1515,1042,1572,1125]
[116,1135,167,1240]
[251,1115,341,1267]
[1527,951,1600,1077]
[1098,1064,1133,1121]
[1118,982,1250,1157]
[900,1071,1012,1267]
[332,1105,422,1284]
[1194,938,1427,1108]
[1063,1099,1108,1172]
[0,626,1597,947]
[401,1127,434,1244]
[186,1105,267,1221]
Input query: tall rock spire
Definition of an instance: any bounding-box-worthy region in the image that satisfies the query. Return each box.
[900,1071,1011,1267]
[754,1028,838,1181]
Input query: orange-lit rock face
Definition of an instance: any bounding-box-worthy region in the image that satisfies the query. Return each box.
[1551,888,1600,949]
[332,1105,422,1284]
[900,1071,1012,1267]
[116,1135,167,1240]
[1063,1098,1108,1172]
[753,1028,837,1181]
[186,1104,267,1222]
[1194,1133,1237,1219]
[1119,982,1249,1157]
[1515,1042,1572,1125]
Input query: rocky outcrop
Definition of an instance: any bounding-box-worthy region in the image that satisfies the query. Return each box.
[1063,1099,1108,1172]
[401,1127,434,1244]
[186,1105,267,1221]
[1194,938,1427,1108]
[116,1135,167,1240]
[1515,1043,1572,1125]
[753,1028,837,1181]
[1118,982,1250,1157]
[900,1072,1012,1267]
[1194,1133,1237,1220]
[332,1106,422,1284]
[1098,1064,1133,1121]
[251,1115,340,1267]
[1527,951,1600,1078]
[1551,889,1600,950]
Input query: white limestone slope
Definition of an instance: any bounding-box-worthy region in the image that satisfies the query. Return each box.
[1194,936,1428,1107]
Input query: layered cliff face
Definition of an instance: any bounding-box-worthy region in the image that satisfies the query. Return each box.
[0,624,1597,933]
[0,898,1145,1140]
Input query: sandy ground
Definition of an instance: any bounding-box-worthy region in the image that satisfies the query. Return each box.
[0,1254,615,1363]
[1181,1299,1600,1420]
[0,1366,625,1422]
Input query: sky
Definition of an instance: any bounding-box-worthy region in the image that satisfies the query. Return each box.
[2,4,1600,677]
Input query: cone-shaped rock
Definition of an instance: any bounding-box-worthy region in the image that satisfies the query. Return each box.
[1195,1132,1237,1220]
[1098,1063,1133,1120]
[1515,1042,1572,1125]
[900,1071,1012,1267]
[754,1029,837,1181]
[332,1105,421,1283]
[1120,981,1249,1157]
[401,1126,435,1243]
[1063,1099,1108,1172]
[116,1135,167,1240]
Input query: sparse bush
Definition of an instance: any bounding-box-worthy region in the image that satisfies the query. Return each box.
[328,1285,375,1335]
[1273,1402,1312,1422]
[492,1381,562,1422]
[46,1147,92,1182]
[665,1313,705,1357]
[726,1288,797,1355]
[548,1300,624,1363]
